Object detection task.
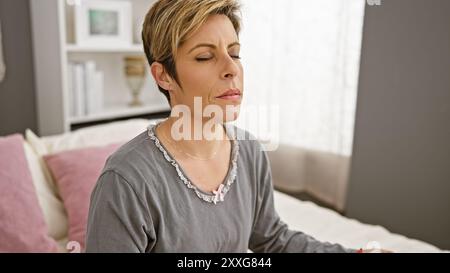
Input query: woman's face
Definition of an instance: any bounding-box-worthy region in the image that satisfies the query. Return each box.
[156,14,244,123]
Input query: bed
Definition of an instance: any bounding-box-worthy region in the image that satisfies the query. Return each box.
[274,191,442,252]
[18,118,444,253]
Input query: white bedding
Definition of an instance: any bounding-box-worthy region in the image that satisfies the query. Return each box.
[274,191,444,253]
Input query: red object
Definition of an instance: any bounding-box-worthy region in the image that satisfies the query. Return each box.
[357,248,364,253]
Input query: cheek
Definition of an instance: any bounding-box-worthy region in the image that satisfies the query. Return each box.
[181,67,215,97]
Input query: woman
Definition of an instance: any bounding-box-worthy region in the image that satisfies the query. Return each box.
[85,0,355,253]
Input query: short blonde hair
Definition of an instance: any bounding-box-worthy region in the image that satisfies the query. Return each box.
[142,0,242,104]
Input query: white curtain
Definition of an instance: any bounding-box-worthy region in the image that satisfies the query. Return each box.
[235,0,365,209]
[237,0,365,157]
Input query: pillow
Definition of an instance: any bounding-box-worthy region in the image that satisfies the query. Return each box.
[38,118,154,154]
[43,142,123,251]
[23,141,68,242]
[0,134,59,252]
[25,128,49,156]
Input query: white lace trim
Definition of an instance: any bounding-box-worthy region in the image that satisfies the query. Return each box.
[147,121,239,204]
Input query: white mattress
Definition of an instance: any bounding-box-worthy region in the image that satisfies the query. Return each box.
[273,190,444,253]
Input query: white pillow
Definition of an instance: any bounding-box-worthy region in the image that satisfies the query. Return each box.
[23,141,68,241]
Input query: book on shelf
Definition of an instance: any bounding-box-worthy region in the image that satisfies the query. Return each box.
[68,60,104,118]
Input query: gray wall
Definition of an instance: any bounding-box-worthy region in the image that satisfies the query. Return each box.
[346,0,450,250]
[0,0,37,136]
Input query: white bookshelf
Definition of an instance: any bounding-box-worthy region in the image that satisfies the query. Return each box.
[30,0,168,136]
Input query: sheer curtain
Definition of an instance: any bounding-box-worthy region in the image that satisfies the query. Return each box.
[235,0,365,209]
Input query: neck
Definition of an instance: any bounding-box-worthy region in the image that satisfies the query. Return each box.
[158,116,228,158]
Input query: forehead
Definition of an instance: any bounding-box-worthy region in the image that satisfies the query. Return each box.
[181,14,238,49]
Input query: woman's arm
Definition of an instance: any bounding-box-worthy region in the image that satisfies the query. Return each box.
[85,170,155,253]
[248,145,355,253]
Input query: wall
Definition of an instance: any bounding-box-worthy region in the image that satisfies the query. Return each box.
[0,0,38,136]
[346,0,450,250]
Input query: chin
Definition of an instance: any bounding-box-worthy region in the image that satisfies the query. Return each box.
[204,99,241,123]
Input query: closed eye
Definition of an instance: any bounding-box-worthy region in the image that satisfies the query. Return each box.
[196,57,212,62]
[196,55,241,62]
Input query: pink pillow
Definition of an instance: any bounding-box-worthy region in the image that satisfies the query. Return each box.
[43,143,122,251]
[0,134,58,252]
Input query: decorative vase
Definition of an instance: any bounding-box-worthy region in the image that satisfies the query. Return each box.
[124,56,146,106]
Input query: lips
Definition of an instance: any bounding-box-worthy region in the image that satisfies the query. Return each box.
[216,88,241,100]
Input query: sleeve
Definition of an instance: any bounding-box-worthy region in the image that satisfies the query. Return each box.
[85,170,155,253]
[248,144,355,253]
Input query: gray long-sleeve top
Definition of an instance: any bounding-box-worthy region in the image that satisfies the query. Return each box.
[85,121,354,253]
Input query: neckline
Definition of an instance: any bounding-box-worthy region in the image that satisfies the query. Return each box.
[147,118,240,204]
[154,121,232,196]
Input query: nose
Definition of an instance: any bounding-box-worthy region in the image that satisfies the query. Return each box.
[220,54,240,80]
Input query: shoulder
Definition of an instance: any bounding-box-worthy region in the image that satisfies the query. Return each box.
[227,124,269,166]
[103,130,149,168]
[90,128,165,216]
[98,130,160,189]
[227,125,274,196]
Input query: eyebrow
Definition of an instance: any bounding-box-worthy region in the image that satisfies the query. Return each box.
[188,42,240,54]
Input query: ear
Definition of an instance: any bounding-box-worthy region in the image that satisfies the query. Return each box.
[150,61,173,91]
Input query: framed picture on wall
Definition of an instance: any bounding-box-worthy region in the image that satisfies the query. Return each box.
[74,0,132,47]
